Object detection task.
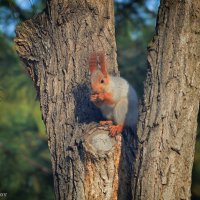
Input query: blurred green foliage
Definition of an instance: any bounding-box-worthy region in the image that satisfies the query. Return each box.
[115,0,157,97]
[0,36,54,199]
[0,0,54,199]
[0,0,199,199]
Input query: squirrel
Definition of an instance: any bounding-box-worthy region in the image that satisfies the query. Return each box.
[89,52,138,136]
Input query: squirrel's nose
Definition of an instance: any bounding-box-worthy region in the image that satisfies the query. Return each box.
[91,84,102,94]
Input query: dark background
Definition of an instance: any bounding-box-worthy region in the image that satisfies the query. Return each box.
[0,0,199,199]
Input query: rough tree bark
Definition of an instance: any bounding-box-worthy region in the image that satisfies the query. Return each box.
[14,0,136,199]
[133,0,200,199]
[14,0,200,199]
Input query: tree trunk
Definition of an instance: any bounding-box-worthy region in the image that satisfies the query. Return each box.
[14,0,136,199]
[14,0,200,199]
[133,0,200,199]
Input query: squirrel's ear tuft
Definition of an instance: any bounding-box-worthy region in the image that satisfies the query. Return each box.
[89,53,97,74]
[99,52,108,77]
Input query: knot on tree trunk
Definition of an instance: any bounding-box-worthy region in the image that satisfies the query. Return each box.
[80,126,121,200]
[83,126,120,157]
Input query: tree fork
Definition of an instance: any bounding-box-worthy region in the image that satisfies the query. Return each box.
[14,0,136,199]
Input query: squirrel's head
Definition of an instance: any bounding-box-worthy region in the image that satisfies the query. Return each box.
[89,52,110,94]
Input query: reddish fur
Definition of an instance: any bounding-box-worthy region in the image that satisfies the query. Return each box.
[109,125,124,136]
[89,52,108,76]
[89,53,97,74]
[90,92,114,105]
[91,74,110,94]
[99,120,113,125]
[99,52,108,77]
[102,92,114,105]
[91,80,104,94]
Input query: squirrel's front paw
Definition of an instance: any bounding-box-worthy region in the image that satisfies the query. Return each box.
[99,120,113,125]
[90,94,98,102]
[109,125,124,137]
[90,93,104,102]
[97,93,105,101]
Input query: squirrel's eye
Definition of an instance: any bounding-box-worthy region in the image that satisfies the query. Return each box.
[101,79,104,84]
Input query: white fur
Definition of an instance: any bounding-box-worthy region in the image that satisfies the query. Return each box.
[99,76,138,129]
